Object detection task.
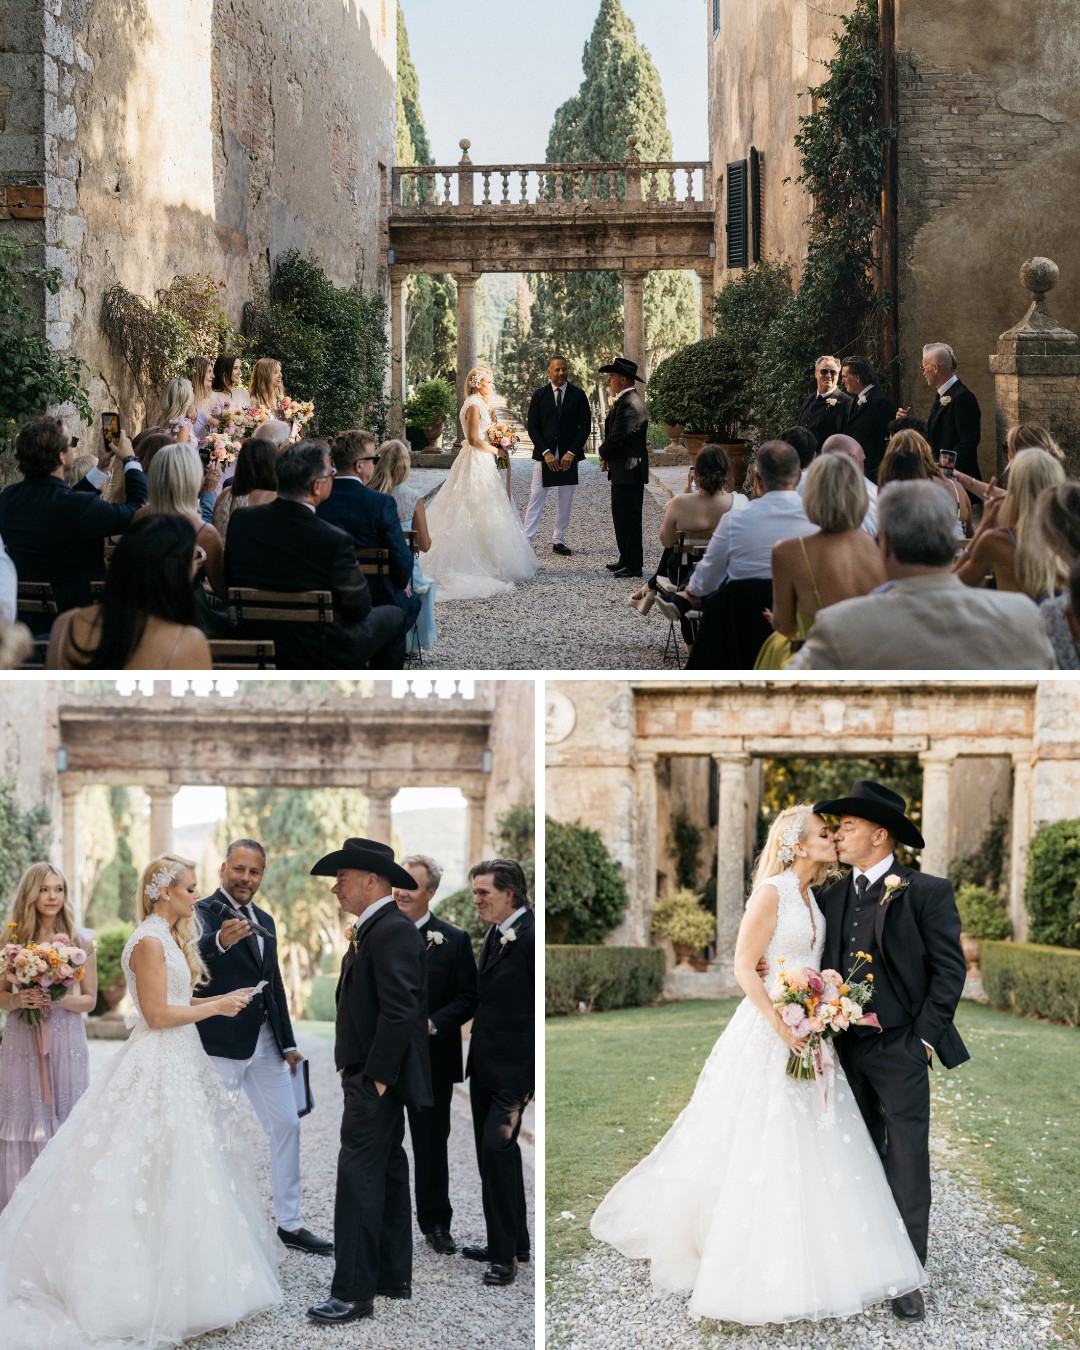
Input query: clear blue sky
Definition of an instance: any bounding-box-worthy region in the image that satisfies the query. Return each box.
[400,0,708,165]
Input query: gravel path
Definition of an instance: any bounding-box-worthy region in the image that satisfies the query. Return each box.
[86,1032,534,1348]
[547,1130,1059,1349]
[425,456,672,670]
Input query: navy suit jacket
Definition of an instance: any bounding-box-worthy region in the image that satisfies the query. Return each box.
[316,477,420,625]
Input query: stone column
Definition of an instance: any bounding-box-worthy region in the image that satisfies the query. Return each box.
[366,788,396,846]
[463,786,488,867]
[634,750,659,948]
[1009,752,1034,941]
[713,754,750,980]
[454,275,479,444]
[146,787,175,860]
[697,267,715,339]
[389,271,407,438]
[621,271,647,377]
[918,752,954,881]
[60,781,82,926]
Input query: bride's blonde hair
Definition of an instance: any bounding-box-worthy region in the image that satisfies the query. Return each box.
[749,805,835,892]
[465,367,493,404]
[136,854,208,990]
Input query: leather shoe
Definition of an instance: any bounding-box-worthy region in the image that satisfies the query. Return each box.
[279,1226,334,1255]
[612,567,643,578]
[375,1283,411,1299]
[482,1260,517,1286]
[462,1243,530,1263]
[891,1290,925,1321]
[306,1298,374,1324]
[553,542,572,556]
[425,1225,457,1255]
[605,561,625,571]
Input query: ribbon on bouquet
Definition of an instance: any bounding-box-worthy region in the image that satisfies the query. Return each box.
[812,1037,835,1113]
[32,1018,52,1107]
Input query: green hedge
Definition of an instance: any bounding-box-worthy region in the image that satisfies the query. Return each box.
[1024,818,1080,948]
[981,941,1080,1026]
[545,945,665,1017]
[306,973,338,1022]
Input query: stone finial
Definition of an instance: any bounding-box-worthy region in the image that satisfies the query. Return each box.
[459,138,472,164]
[998,255,1076,344]
[1020,256,1058,299]
[625,134,639,161]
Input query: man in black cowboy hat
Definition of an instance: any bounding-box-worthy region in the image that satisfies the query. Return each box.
[597,356,649,578]
[306,838,432,1327]
[813,781,969,1324]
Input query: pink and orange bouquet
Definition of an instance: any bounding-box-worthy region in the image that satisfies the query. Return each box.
[485,421,516,470]
[2,924,89,1025]
[213,403,271,439]
[202,432,244,467]
[772,952,880,1085]
[276,397,315,441]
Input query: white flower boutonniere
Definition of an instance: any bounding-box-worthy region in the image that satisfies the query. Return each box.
[857,393,868,408]
[498,927,518,955]
[879,874,910,907]
[426,930,445,949]
[826,397,839,408]
[939,394,952,407]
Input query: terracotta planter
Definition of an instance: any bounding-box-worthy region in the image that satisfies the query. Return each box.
[960,932,981,973]
[672,942,699,969]
[681,432,709,463]
[663,423,685,453]
[98,975,128,1021]
[719,440,751,492]
[422,416,446,450]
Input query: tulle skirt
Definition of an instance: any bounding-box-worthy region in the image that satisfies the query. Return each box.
[590,998,924,1325]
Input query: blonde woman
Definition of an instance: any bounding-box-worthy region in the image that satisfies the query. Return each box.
[955,447,1067,598]
[136,442,227,599]
[248,358,285,414]
[421,366,537,599]
[955,423,1064,503]
[160,377,197,444]
[370,438,437,650]
[0,862,96,1210]
[590,805,924,1325]
[0,855,282,1342]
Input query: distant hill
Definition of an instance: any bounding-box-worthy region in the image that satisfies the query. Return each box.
[394,807,467,893]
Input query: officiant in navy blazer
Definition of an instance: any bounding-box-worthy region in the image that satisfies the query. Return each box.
[196,838,333,1257]
[522,355,592,555]
[392,854,479,1256]
[813,781,968,1324]
[461,859,535,1289]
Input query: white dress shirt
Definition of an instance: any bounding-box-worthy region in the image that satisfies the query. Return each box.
[215,887,296,1054]
[498,907,527,935]
[84,458,145,491]
[936,374,958,397]
[353,894,395,932]
[0,535,16,625]
[689,490,817,596]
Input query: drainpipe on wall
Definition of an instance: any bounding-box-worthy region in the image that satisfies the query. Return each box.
[879,0,899,393]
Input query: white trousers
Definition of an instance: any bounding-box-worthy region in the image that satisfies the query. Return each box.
[522,459,576,544]
[210,1023,302,1231]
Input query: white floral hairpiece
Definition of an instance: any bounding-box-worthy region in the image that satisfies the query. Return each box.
[470,373,484,389]
[145,864,181,902]
[777,820,803,866]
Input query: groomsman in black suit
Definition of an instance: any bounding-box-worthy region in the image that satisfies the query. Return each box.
[307,839,432,1327]
[392,853,478,1255]
[796,355,853,453]
[840,356,895,481]
[461,859,535,1287]
[522,354,592,556]
[921,343,982,480]
[813,782,969,1324]
[597,356,649,578]
[196,838,332,1257]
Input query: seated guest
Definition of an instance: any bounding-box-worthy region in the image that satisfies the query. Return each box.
[132,428,174,473]
[954,447,1066,599]
[788,482,1055,669]
[0,530,15,623]
[317,430,419,631]
[224,439,406,669]
[211,352,248,409]
[1042,554,1080,670]
[779,426,818,492]
[839,355,895,481]
[878,428,972,539]
[1036,482,1080,669]
[252,418,293,452]
[135,443,227,600]
[821,434,878,535]
[796,355,851,452]
[46,515,212,669]
[955,422,1065,504]
[0,621,31,669]
[757,453,886,668]
[248,358,285,414]
[885,413,930,441]
[63,449,97,488]
[369,439,438,653]
[213,439,278,541]
[0,414,147,629]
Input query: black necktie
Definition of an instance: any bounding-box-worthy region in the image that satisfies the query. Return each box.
[855,875,868,904]
[555,386,563,414]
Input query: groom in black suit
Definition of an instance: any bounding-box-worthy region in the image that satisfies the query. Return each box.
[522,355,592,556]
[598,356,649,578]
[461,859,535,1287]
[814,781,969,1323]
[306,838,432,1327]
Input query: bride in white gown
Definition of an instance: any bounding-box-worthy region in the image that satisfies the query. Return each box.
[0,854,282,1348]
[590,806,924,1326]
[421,366,538,600]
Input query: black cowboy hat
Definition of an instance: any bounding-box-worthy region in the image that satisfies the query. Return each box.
[813,780,924,849]
[310,837,417,890]
[596,356,645,383]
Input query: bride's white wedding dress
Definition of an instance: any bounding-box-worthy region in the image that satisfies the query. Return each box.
[0,914,282,1347]
[420,394,538,600]
[590,869,924,1325]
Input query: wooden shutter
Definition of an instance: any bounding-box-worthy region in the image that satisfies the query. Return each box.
[749,146,762,263]
[726,160,748,269]
[712,0,720,37]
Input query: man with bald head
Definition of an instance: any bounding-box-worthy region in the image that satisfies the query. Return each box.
[920,343,981,480]
[823,435,878,536]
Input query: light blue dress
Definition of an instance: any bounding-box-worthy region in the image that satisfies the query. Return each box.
[392,483,438,652]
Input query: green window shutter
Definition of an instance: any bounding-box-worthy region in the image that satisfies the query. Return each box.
[726,160,748,269]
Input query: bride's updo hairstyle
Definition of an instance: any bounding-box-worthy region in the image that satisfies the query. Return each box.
[465,366,493,404]
[136,853,208,990]
[749,805,834,892]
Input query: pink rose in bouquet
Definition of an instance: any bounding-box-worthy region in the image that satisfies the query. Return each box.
[772,951,881,1095]
[3,924,89,1025]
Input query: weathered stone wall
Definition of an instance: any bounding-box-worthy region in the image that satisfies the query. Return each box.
[1,0,396,426]
[0,681,61,853]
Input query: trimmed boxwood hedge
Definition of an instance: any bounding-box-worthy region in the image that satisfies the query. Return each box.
[306,973,338,1022]
[546,945,665,1017]
[981,941,1080,1027]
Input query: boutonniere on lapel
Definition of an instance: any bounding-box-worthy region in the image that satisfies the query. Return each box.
[825,397,839,408]
[857,392,868,408]
[426,930,445,949]
[879,874,910,907]
[498,926,518,956]
[939,394,952,407]
[347,923,362,954]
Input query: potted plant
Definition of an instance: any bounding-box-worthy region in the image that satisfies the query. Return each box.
[646,334,752,481]
[955,885,1010,974]
[91,922,135,1018]
[651,887,716,970]
[404,378,456,451]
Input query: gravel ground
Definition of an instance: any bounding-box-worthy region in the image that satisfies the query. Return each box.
[424,456,672,670]
[86,1032,534,1348]
[547,1131,1059,1350]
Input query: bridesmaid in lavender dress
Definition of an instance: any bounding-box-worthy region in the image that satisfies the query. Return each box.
[0,862,97,1210]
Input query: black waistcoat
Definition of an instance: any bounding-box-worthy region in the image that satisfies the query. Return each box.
[841,874,909,1030]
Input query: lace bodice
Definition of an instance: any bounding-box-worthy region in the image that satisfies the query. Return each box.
[121,914,193,1020]
[760,869,826,986]
[459,393,492,442]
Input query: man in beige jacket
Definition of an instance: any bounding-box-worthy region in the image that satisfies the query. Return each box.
[789,481,1056,670]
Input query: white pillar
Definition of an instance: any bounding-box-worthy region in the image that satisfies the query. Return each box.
[60,781,82,927]
[1009,752,1034,941]
[389,272,407,438]
[455,275,479,443]
[146,787,175,861]
[366,788,396,846]
[463,787,488,866]
[634,750,658,947]
[918,753,954,880]
[621,271,647,377]
[713,754,750,980]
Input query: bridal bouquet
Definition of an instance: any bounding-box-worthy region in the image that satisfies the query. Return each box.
[276,396,315,441]
[485,421,516,470]
[773,953,880,1087]
[2,926,89,1025]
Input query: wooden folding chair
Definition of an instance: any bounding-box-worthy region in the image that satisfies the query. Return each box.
[208,639,277,670]
[227,589,334,667]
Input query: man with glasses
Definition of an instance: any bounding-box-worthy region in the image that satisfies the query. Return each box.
[796,355,852,454]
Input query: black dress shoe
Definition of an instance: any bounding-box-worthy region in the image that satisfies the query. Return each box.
[605,561,625,571]
[462,1243,530,1263]
[553,542,572,556]
[891,1290,926,1321]
[425,1225,458,1255]
[306,1298,374,1324]
[279,1226,335,1255]
[483,1260,517,1286]
[612,567,643,578]
[375,1283,411,1299]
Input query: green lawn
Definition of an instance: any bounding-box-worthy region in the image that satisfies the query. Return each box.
[295,1019,335,1041]
[547,999,1080,1332]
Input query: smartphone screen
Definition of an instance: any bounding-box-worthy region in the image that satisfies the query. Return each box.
[939,449,956,479]
[101,412,120,447]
